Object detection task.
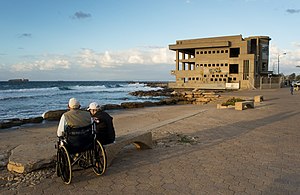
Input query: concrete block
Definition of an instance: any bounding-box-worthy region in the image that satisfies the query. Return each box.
[235,101,254,111]
[254,95,264,103]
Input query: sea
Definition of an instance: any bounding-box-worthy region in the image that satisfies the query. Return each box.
[0,81,164,121]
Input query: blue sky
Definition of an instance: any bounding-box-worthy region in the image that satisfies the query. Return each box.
[0,0,300,81]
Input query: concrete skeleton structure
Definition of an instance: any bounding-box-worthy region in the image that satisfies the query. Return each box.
[168,35,271,90]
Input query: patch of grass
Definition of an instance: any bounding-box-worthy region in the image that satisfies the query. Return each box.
[221,97,244,106]
[177,134,197,144]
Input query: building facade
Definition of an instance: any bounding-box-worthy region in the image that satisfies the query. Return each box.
[168,35,271,89]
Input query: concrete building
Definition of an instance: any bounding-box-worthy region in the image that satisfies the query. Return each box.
[168,35,271,89]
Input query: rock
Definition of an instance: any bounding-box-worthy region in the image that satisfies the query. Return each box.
[102,104,122,110]
[22,117,43,124]
[42,110,67,121]
[184,94,194,98]
[7,142,56,174]
[0,119,24,129]
[121,102,145,109]
[129,88,173,97]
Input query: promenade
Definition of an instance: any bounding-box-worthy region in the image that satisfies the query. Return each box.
[1,87,300,194]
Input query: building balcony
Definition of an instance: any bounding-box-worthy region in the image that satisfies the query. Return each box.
[179,58,196,63]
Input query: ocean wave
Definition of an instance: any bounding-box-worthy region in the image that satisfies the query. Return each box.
[0,87,59,93]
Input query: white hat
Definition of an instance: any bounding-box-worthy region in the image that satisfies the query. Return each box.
[87,102,100,110]
[68,98,80,109]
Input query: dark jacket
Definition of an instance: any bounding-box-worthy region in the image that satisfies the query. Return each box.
[91,111,115,145]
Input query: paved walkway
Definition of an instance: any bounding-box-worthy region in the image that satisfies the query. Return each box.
[1,87,300,194]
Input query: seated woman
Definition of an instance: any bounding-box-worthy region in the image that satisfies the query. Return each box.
[88,102,115,145]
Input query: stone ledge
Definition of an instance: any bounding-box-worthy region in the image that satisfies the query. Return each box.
[7,142,56,174]
[6,132,152,174]
[105,131,152,166]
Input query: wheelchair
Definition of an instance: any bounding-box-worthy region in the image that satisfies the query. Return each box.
[56,123,107,184]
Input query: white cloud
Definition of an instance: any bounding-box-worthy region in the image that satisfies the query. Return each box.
[8,46,175,74]
[269,44,300,74]
[11,58,70,72]
[76,47,174,68]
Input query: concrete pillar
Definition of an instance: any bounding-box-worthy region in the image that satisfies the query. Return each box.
[182,53,185,70]
[176,50,179,70]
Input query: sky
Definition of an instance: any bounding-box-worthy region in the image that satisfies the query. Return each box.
[0,0,300,81]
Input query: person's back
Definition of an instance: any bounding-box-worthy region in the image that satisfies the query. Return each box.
[88,102,115,145]
[57,98,91,137]
[64,109,91,128]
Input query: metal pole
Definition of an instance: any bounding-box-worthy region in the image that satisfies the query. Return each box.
[277,54,280,75]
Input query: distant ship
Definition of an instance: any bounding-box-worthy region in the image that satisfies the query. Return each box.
[8,78,29,83]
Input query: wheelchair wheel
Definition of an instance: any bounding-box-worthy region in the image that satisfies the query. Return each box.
[57,145,72,184]
[93,140,107,175]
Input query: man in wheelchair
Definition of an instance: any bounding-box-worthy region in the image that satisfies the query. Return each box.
[56,98,107,184]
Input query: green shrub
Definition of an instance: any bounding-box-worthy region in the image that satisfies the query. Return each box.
[221,97,244,106]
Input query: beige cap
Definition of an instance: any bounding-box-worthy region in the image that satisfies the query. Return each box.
[87,102,100,110]
[68,98,80,109]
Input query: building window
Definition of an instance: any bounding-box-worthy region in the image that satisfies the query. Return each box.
[243,60,250,80]
[196,51,199,54]
[208,51,211,54]
[204,51,207,54]
[200,51,203,54]
[225,50,228,53]
[229,64,239,74]
[213,51,215,54]
[230,48,240,57]
[221,50,224,53]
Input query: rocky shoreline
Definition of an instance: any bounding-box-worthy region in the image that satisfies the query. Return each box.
[0,82,224,129]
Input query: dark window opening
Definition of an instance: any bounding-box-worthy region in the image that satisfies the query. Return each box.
[250,39,257,54]
[229,64,239,74]
[262,62,267,71]
[230,48,240,58]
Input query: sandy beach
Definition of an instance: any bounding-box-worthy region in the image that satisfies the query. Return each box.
[1,87,300,194]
